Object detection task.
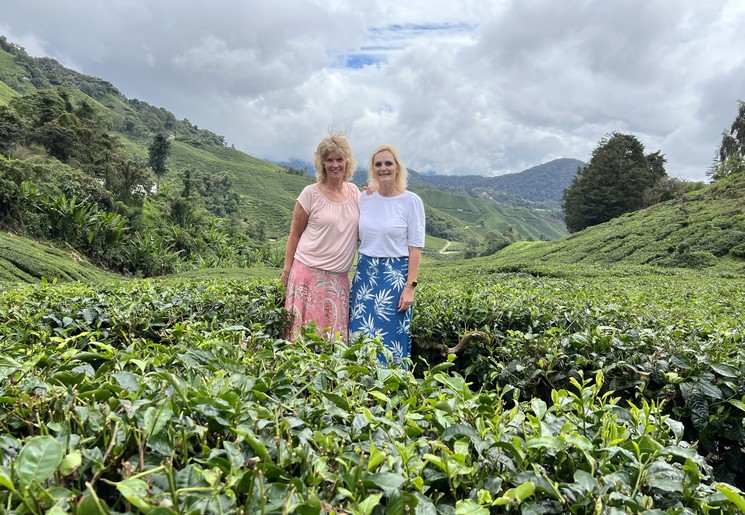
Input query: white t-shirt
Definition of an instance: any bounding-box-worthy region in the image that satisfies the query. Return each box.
[358,190,425,258]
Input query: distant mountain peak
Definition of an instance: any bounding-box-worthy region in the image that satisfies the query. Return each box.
[401,158,586,206]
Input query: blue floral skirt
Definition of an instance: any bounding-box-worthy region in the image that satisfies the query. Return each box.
[349,254,412,366]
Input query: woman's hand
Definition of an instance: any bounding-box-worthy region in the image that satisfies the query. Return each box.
[398,285,415,312]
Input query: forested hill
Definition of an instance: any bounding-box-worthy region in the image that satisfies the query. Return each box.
[490,168,745,273]
[350,158,584,209]
[407,158,585,204]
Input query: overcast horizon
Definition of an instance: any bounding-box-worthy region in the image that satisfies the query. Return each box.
[2,0,744,182]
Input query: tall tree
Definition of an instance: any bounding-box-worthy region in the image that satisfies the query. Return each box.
[709,100,745,181]
[116,159,152,206]
[0,106,24,154]
[148,134,171,188]
[562,132,667,233]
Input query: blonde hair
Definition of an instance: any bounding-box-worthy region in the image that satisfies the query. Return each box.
[367,144,408,191]
[313,133,356,183]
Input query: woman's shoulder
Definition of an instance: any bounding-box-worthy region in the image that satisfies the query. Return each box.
[301,183,319,194]
[297,184,321,207]
[403,190,423,202]
[347,182,362,197]
[299,183,321,200]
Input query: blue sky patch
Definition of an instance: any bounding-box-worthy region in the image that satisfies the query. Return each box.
[345,54,384,68]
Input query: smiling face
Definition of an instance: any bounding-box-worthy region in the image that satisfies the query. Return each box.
[322,151,347,182]
[367,144,408,192]
[372,150,398,187]
[313,134,356,184]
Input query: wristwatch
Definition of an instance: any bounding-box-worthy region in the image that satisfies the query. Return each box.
[409,281,418,288]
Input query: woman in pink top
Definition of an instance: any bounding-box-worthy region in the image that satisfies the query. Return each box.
[280,134,361,342]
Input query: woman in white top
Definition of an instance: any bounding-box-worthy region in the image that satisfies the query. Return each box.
[350,144,425,366]
[281,134,361,342]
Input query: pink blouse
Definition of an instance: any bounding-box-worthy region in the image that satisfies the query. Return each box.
[294,182,360,273]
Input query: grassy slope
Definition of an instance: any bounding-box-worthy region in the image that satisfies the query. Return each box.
[414,187,568,240]
[0,80,18,104]
[166,142,313,238]
[0,233,118,284]
[489,171,745,273]
[0,52,27,103]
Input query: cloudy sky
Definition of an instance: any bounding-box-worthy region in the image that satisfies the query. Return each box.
[2,0,744,181]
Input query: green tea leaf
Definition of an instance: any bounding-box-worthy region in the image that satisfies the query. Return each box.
[455,499,489,514]
[573,469,596,492]
[441,423,479,444]
[142,402,173,437]
[513,481,535,501]
[530,398,547,419]
[116,478,152,512]
[0,467,14,491]
[715,483,745,511]
[711,363,739,378]
[365,471,406,496]
[17,436,63,487]
[357,493,382,515]
[112,372,141,393]
[525,436,565,450]
[322,391,350,412]
[60,449,83,476]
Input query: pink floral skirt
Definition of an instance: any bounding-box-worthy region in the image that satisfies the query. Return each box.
[284,260,350,342]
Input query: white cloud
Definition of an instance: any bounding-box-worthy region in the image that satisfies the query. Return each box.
[2,0,745,181]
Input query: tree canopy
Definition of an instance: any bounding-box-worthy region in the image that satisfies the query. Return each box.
[148,134,171,187]
[710,100,745,181]
[562,132,666,233]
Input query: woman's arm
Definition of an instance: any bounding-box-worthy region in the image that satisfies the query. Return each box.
[398,246,422,311]
[281,202,309,286]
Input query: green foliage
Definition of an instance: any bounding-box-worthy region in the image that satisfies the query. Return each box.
[148,133,171,185]
[0,154,115,224]
[0,274,743,512]
[729,241,745,259]
[711,100,745,181]
[0,232,115,283]
[480,229,514,256]
[0,79,20,104]
[416,261,745,485]
[0,84,289,278]
[563,132,667,232]
[5,88,153,207]
[0,151,286,279]
[162,140,308,239]
[416,186,567,245]
[496,170,745,271]
[712,155,745,182]
[642,175,707,208]
[283,165,309,176]
[0,104,23,152]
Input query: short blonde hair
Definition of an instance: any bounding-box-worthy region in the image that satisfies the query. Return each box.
[368,144,408,191]
[313,133,356,183]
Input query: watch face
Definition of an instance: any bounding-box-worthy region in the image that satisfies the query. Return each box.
[411,281,418,287]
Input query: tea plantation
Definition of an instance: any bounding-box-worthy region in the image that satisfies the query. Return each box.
[1,262,745,513]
